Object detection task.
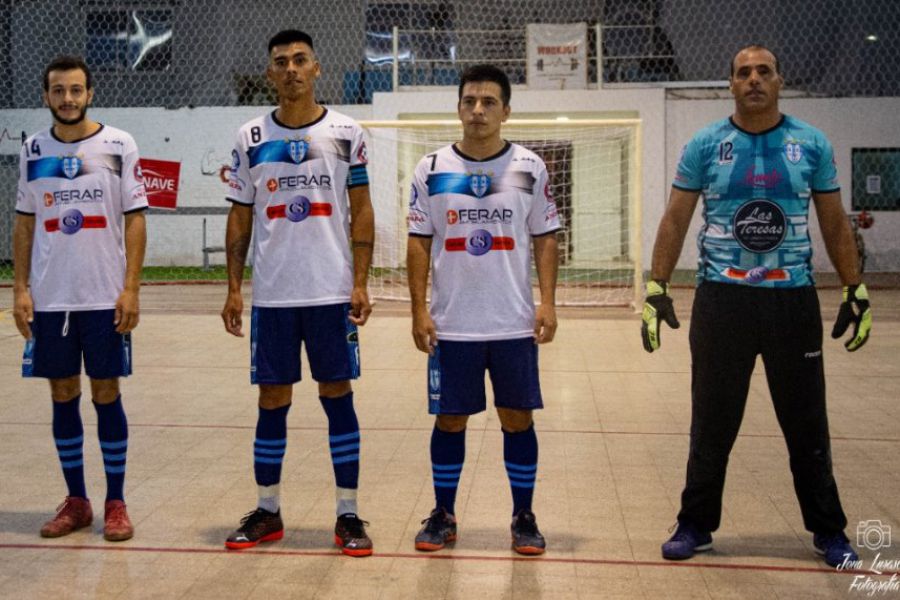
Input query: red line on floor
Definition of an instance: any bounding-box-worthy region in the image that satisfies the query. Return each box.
[1,542,895,577]
[0,421,897,443]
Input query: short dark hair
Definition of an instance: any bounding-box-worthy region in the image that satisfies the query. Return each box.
[43,55,92,91]
[729,44,780,77]
[458,64,511,106]
[268,29,315,54]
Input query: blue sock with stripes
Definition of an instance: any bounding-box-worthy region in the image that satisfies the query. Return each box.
[53,395,87,499]
[503,425,538,515]
[320,393,360,516]
[255,404,290,513]
[94,395,128,502]
[431,426,466,516]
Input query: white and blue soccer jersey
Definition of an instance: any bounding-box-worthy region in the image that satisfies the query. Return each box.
[409,142,561,341]
[227,109,369,307]
[15,125,148,311]
[674,115,840,288]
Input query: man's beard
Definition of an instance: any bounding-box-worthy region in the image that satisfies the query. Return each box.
[51,105,88,126]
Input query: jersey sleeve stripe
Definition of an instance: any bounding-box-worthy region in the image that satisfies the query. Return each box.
[409,232,433,238]
[123,206,148,215]
[226,196,254,206]
[532,228,561,238]
[672,183,703,192]
[15,209,35,216]
[811,187,841,194]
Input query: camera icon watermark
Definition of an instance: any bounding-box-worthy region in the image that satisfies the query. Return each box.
[857,520,892,551]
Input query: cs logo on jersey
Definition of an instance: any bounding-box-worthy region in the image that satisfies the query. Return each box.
[231,150,240,172]
[466,229,493,256]
[62,155,82,180]
[59,208,84,235]
[784,141,803,164]
[288,139,310,164]
[286,196,312,222]
[409,183,419,207]
[469,171,491,198]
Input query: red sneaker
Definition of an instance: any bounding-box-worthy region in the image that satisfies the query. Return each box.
[103,500,134,541]
[40,497,93,538]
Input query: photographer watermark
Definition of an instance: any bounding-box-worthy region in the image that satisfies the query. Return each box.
[839,520,899,596]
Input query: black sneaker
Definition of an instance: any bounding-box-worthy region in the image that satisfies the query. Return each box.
[225,508,284,550]
[334,513,373,557]
[511,509,546,555]
[414,507,457,551]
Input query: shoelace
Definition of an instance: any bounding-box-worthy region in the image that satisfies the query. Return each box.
[421,510,449,533]
[339,515,370,538]
[514,512,538,536]
[239,509,270,530]
[107,503,127,521]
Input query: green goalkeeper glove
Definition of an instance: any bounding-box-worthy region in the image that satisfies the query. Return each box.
[641,280,680,353]
[831,283,872,352]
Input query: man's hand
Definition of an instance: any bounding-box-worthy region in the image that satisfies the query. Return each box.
[114,289,140,334]
[831,283,871,352]
[349,285,372,326]
[534,303,557,344]
[222,291,245,337]
[13,288,34,339]
[641,280,680,353]
[412,308,437,355]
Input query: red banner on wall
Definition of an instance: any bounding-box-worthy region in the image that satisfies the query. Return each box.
[138,158,181,210]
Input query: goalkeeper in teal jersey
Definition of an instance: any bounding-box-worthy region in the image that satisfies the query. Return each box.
[641,45,871,568]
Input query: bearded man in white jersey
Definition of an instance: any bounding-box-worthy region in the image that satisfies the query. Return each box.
[221,30,376,556]
[407,64,561,555]
[14,55,148,542]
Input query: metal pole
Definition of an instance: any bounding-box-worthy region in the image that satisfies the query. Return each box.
[595,22,603,89]
[392,26,400,92]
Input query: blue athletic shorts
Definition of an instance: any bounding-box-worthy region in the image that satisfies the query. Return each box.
[427,337,543,415]
[250,303,360,385]
[22,309,133,380]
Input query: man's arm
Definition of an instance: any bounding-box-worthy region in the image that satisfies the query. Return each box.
[115,210,147,333]
[407,235,436,354]
[641,187,700,352]
[650,187,701,282]
[532,232,559,343]
[221,203,253,336]
[12,213,36,339]
[813,191,860,285]
[348,185,375,326]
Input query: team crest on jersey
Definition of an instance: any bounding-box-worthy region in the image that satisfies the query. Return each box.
[784,140,803,164]
[62,155,82,179]
[469,171,491,198]
[288,138,310,164]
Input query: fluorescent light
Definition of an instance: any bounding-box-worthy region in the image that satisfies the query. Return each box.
[865,34,879,42]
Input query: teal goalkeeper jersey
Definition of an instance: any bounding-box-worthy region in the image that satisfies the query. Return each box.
[673,115,840,288]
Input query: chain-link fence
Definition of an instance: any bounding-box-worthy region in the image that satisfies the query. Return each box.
[1,0,898,110]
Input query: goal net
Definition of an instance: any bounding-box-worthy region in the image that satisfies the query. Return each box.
[361,119,643,307]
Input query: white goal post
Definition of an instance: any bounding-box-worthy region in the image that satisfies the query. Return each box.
[359,119,643,308]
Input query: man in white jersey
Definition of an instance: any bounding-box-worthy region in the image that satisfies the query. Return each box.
[221,30,375,556]
[407,64,560,555]
[13,56,147,542]
[643,45,870,567]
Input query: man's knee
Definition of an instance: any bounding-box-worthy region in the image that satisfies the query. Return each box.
[497,408,533,433]
[90,378,120,404]
[318,380,352,399]
[435,414,469,432]
[49,376,81,402]
[259,384,293,409]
